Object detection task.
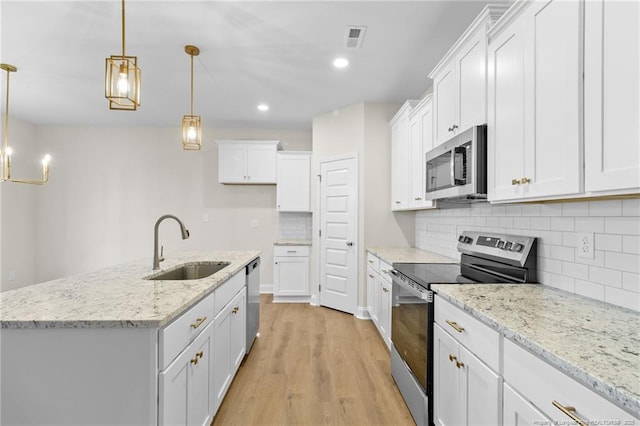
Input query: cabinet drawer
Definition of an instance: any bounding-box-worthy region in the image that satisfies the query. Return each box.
[379,260,393,283]
[434,295,500,371]
[274,245,310,257]
[215,272,246,315]
[159,291,215,371]
[504,339,636,424]
[366,252,380,273]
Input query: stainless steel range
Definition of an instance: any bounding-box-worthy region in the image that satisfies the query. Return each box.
[390,231,537,426]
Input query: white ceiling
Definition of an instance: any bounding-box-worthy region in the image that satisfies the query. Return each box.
[0,0,495,129]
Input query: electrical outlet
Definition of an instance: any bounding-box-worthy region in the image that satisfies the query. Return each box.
[577,232,594,259]
[8,270,16,281]
[251,219,258,229]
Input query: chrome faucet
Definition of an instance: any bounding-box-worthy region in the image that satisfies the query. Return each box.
[153,214,190,270]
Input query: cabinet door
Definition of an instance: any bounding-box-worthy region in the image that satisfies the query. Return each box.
[391,119,411,210]
[366,267,376,320]
[218,144,247,183]
[459,345,501,426]
[229,289,246,375]
[522,0,582,199]
[246,144,277,183]
[503,383,551,426]
[378,277,392,348]
[433,63,457,146]
[409,112,423,208]
[274,256,310,296]
[584,0,640,193]
[457,29,487,131]
[277,154,311,211]
[213,304,232,412]
[433,324,461,426]
[488,13,527,202]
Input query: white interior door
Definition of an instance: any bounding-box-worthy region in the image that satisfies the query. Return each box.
[319,156,357,314]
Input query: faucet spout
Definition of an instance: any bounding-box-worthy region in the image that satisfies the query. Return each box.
[153,214,190,270]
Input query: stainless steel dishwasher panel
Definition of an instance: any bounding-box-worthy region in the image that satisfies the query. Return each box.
[245,257,260,355]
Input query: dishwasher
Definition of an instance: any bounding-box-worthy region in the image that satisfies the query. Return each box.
[245,257,260,355]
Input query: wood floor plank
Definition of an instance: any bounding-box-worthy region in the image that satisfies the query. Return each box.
[211,295,415,426]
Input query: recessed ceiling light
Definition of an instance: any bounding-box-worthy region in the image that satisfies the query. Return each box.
[257,104,269,112]
[333,57,349,69]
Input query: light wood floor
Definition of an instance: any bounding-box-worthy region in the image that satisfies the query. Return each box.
[211,294,415,426]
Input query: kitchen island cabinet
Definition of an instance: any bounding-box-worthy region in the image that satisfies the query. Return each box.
[0,250,260,426]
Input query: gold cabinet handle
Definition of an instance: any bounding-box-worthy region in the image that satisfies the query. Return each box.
[190,316,207,329]
[232,306,239,314]
[190,351,204,365]
[455,360,464,369]
[521,177,531,184]
[552,401,587,426]
[368,274,375,279]
[414,197,422,201]
[196,351,203,359]
[368,260,374,264]
[511,178,521,186]
[190,357,198,365]
[448,354,457,362]
[382,287,389,293]
[446,320,464,333]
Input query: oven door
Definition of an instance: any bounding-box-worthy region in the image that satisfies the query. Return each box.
[390,272,432,394]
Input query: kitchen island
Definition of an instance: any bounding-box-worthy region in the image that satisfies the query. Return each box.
[0,250,260,425]
[432,283,640,421]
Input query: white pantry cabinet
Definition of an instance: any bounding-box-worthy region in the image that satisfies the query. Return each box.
[218,140,281,184]
[276,152,311,212]
[366,252,392,349]
[433,296,502,426]
[430,5,508,147]
[408,96,436,210]
[584,0,640,194]
[390,100,418,211]
[488,0,583,202]
[503,338,637,425]
[273,245,310,302]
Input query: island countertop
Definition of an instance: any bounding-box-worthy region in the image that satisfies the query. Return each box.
[0,250,260,329]
[432,283,640,418]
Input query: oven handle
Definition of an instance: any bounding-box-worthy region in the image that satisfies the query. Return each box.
[464,263,525,283]
[391,270,432,301]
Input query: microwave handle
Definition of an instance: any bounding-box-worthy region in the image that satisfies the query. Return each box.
[454,146,467,185]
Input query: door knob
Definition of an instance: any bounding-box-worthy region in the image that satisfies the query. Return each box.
[346,241,353,246]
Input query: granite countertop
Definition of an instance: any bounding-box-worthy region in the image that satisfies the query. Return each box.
[0,250,260,329]
[367,247,458,265]
[432,283,640,418]
[274,240,312,246]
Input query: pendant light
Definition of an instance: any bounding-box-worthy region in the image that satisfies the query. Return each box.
[182,45,202,150]
[105,0,140,111]
[0,64,51,185]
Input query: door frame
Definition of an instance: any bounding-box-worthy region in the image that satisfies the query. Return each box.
[316,153,359,314]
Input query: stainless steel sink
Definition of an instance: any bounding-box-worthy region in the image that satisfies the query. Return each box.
[146,262,230,281]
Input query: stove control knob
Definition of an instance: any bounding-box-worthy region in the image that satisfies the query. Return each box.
[464,236,473,244]
[458,235,466,242]
[497,240,505,249]
[504,241,513,251]
[513,243,524,252]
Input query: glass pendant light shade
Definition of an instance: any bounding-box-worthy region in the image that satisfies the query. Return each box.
[105,55,140,110]
[182,115,202,150]
[182,45,201,150]
[105,0,141,111]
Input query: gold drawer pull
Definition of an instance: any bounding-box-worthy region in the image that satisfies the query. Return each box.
[190,316,207,329]
[552,401,587,426]
[448,354,457,362]
[446,320,464,333]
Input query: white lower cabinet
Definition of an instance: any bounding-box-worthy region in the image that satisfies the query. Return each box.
[366,252,392,348]
[159,320,214,426]
[503,383,551,426]
[273,245,310,302]
[213,287,246,413]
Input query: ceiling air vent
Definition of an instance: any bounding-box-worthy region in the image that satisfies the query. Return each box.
[344,26,367,49]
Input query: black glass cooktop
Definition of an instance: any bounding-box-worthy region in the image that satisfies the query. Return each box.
[392,262,476,289]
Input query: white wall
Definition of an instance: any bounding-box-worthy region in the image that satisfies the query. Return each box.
[311,102,414,311]
[0,118,40,291]
[1,123,310,290]
[415,199,640,312]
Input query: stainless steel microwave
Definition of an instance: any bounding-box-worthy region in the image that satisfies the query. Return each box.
[424,124,487,202]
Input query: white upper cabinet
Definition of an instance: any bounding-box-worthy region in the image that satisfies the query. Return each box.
[218,140,281,184]
[430,5,508,147]
[584,0,640,194]
[390,100,418,211]
[276,152,311,212]
[408,96,436,210]
[488,0,582,202]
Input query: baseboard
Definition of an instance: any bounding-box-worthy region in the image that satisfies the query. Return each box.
[272,295,311,304]
[355,305,371,320]
[260,284,274,294]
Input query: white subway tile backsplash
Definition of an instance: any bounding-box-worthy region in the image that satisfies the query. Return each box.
[415,199,640,311]
[605,217,640,235]
[605,251,640,274]
[278,212,312,240]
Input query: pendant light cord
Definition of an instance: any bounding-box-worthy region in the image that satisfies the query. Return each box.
[3,69,9,154]
[121,0,126,57]
[190,53,194,115]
